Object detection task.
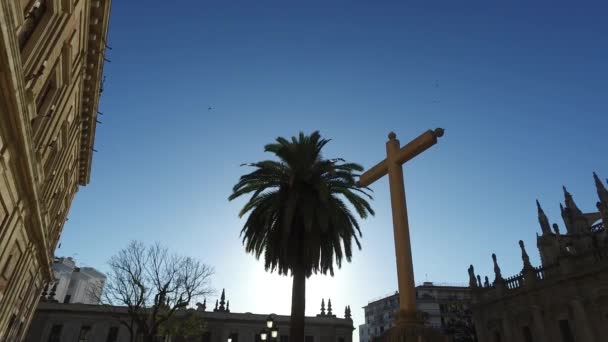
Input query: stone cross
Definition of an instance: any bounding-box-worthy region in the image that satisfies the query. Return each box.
[358,128,444,323]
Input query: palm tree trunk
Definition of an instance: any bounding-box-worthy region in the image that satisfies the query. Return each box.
[289,266,306,342]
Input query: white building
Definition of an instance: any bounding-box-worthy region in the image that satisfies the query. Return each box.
[358,282,471,342]
[26,289,353,342]
[41,257,106,305]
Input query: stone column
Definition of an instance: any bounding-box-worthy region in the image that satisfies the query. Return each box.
[570,299,596,342]
[531,306,546,342]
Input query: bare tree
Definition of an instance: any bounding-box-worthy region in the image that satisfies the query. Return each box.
[100,241,214,342]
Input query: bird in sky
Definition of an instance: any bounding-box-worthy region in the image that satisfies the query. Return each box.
[208,106,213,111]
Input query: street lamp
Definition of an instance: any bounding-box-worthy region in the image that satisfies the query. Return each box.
[271,327,278,339]
[266,315,275,329]
[261,315,279,342]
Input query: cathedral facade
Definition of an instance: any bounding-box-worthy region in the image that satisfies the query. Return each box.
[468,173,608,342]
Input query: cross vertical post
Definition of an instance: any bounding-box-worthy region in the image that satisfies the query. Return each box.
[386,132,417,316]
[358,128,447,341]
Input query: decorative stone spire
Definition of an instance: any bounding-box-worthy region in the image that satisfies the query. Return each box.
[219,288,226,311]
[552,223,560,236]
[594,172,608,204]
[201,298,207,311]
[519,240,533,270]
[476,275,482,288]
[327,298,333,316]
[214,299,218,311]
[345,305,352,319]
[484,276,490,288]
[468,265,477,288]
[492,253,504,283]
[562,186,591,233]
[536,200,551,235]
[320,298,326,316]
[562,186,584,228]
[594,172,608,226]
[226,300,230,312]
[563,186,582,214]
[560,203,573,234]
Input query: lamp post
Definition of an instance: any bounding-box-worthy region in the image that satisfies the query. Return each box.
[260,315,279,342]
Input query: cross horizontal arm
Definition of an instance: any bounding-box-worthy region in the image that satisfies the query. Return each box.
[395,128,443,165]
[357,159,388,188]
[356,128,444,187]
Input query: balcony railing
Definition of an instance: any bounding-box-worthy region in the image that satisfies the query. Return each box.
[504,273,524,290]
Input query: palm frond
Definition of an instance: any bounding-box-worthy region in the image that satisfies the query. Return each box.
[229,131,374,277]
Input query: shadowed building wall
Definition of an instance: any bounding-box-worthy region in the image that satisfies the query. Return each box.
[25,301,354,342]
[0,0,111,339]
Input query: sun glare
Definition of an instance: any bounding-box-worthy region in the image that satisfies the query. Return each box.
[248,263,345,316]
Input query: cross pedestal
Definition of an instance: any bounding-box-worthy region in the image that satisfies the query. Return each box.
[359,129,449,342]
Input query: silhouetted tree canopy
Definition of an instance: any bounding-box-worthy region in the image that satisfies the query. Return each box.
[100,241,213,342]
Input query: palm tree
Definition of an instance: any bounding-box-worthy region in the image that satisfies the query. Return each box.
[229,131,374,342]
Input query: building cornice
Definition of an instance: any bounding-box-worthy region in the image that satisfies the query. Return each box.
[78,0,112,185]
[35,303,354,328]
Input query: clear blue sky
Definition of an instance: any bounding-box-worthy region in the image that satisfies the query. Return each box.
[61,0,607,337]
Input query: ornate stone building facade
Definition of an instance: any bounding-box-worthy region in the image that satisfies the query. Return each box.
[0,0,111,339]
[468,173,608,342]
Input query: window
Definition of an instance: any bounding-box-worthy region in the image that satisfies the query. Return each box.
[106,327,119,342]
[32,71,57,143]
[339,338,345,342]
[280,335,289,342]
[2,245,22,283]
[18,0,47,49]
[47,324,62,342]
[558,320,574,342]
[202,332,212,342]
[230,333,239,342]
[305,336,314,342]
[522,326,533,342]
[78,325,91,342]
